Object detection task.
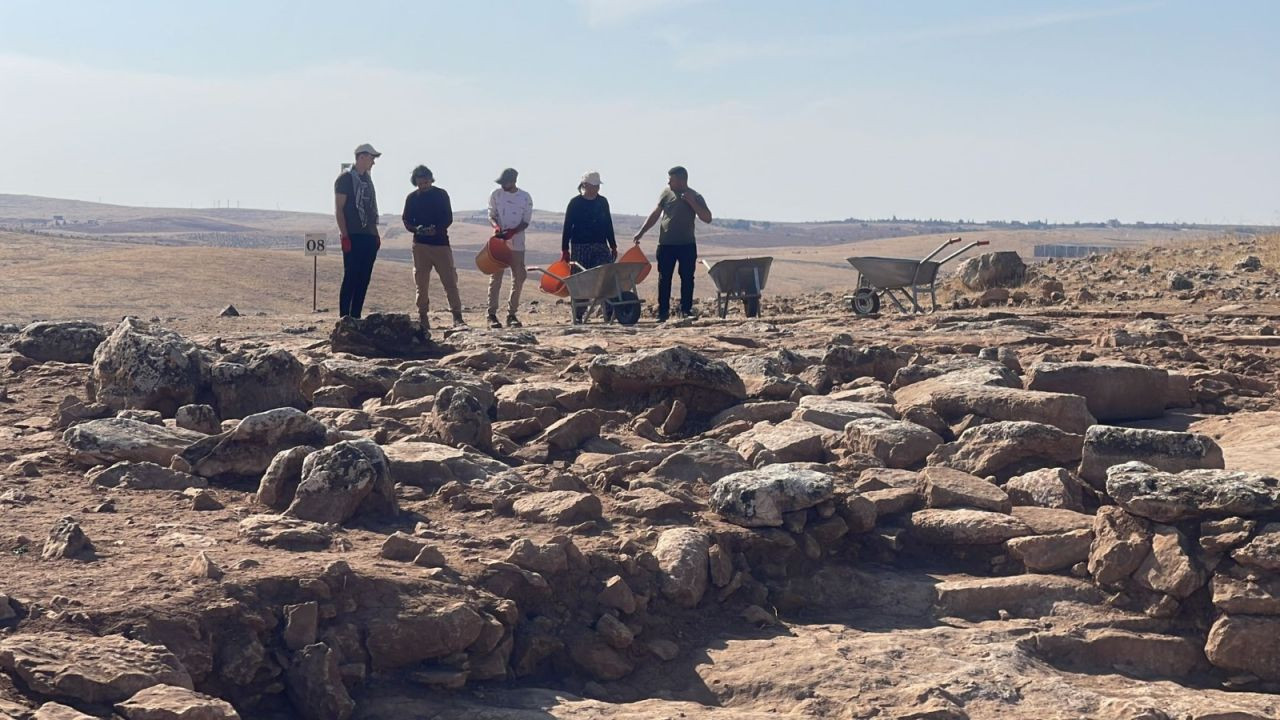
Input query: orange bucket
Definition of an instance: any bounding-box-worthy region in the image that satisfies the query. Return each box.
[475,244,507,275]
[487,235,514,265]
[539,259,571,297]
[618,245,652,284]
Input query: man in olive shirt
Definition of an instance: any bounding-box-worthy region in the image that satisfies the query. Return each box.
[633,166,712,321]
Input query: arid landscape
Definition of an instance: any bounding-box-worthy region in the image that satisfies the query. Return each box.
[2,192,1280,720]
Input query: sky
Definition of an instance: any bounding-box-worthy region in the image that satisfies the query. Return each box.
[1,0,1277,225]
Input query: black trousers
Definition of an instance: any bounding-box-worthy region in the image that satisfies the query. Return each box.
[656,243,697,319]
[340,234,379,318]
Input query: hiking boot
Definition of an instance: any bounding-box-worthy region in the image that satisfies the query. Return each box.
[487,314,503,329]
[505,315,523,328]
[452,313,468,328]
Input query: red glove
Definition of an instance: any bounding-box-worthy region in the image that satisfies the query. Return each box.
[561,250,571,262]
[340,234,352,253]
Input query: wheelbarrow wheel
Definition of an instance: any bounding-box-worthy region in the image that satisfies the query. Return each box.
[851,288,880,316]
[742,296,761,318]
[611,292,641,326]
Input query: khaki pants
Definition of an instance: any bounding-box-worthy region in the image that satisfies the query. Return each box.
[487,250,526,317]
[412,243,463,326]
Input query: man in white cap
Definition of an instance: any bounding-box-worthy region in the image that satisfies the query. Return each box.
[486,168,533,328]
[334,143,382,318]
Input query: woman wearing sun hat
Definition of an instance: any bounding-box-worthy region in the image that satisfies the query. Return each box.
[561,171,617,320]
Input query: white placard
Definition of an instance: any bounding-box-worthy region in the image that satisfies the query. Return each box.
[304,233,327,256]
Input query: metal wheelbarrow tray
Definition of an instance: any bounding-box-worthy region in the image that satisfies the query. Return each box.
[846,236,988,315]
[529,261,645,325]
[701,257,773,318]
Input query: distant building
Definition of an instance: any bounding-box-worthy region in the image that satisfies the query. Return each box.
[1033,244,1116,259]
[51,215,65,226]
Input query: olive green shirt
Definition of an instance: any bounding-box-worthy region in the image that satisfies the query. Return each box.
[657,188,708,246]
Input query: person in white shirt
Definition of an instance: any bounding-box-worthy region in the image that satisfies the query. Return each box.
[486,167,533,328]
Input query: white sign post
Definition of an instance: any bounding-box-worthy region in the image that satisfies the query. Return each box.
[304,233,327,312]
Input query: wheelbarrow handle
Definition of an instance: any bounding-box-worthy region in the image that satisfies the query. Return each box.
[527,266,569,282]
[700,259,714,272]
[975,240,990,246]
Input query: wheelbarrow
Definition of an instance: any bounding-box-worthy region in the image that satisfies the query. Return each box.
[846,237,988,315]
[701,257,773,318]
[528,261,644,325]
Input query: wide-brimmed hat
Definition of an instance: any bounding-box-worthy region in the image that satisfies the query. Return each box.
[354,143,382,158]
[580,171,602,186]
[495,168,519,184]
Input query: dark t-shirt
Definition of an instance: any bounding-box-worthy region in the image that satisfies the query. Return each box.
[561,194,616,251]
[402,187,453,246]
[334,171,379,236]
[657,187,707,246]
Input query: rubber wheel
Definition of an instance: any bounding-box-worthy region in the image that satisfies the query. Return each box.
[742,296,761,318]
[611,292,641,325]
[851,288,880,315]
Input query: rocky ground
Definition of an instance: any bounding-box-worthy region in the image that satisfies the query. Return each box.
[1,236,1279,720]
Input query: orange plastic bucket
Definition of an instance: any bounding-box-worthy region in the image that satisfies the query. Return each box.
[539,259,571,297]
[618,245,652,284]
[487,235,514,265]
[475,244,507,275]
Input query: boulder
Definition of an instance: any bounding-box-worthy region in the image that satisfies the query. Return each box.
[364,601,484,670]
[0,632,193,706]
[1026,361,1168,421]
[647,439,751,485]
[505,538,569,575]
[255,445,317,510]
[792,396,891,431]
[536,409,601,452]
[894,378,1094,434]
[208,349,306,419]
[301,359,401,402]
[820,344,906,384]
[614,487,688,520]
[957,251,1026,290]
[174,404,220,435]
[654,528,710,608]
[1211,574,1280,615]
[710,401,798,427]
[421,385,492,452]
[89,317,210,417]
[1007,529,1093,572]
[588,346,746,413]
[1079,426,1224,488]
[64,419,205,466]
[33,703,98,719]
[729,353,813,400]
[1004,468,1085,511]
[1029,630,1204,679]
[1012,506,1093,535]
[709,464,835,527]
[927,421,1084,480]
[87,461,207,491]
[843,417,941,469]
[1105,462,1280,523]
[1134,524,1208,598]
[935,575,1099,620]
[115,684,241,720]
[285,643,354,720]
[180,407,328,479]
[13,321,106,363]
[385,366,494,409]
[920,466,1011,513]
[238,514,333,550]
[1088,506,1152,585]
[285,439,396,524]
[330,313,434,358]
[1231,522,1280,572]
[906,508,1032,545]
[381,441,509,489]
[731,419,839,465]
[41,517,93,561]
[1205,615,1280,680]
[512,491,602,525]
[892,357,1021,390]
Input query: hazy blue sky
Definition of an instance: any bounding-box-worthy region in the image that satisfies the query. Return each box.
[1,0,1276,224]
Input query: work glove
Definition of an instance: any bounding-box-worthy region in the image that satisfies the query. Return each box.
[340,235,352,253]
[610,247,618,262]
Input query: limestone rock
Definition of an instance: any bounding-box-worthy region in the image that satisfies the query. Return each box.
[238,514,334,549]
[1134,524,1208,598]
[41,517,93,561]
[588,346,746,413]
[286,439,396,524]
[648,439,750,485]
[13,320,106,363]
[255,445,316,511]
[364,601,484,670]
[87,461,207,491]
[1004,468,1085,511]
[599,576,637,615]
[843,417,941,469]
[927,421,1083,480]
[654,527,710,608]
[792,396,891,431]
[1026,361,1168,421]
[732,419,838,464]
[421,385,492,452]
[1105,462,1280,523]
[174,404,220,435]
[1079,425,1224,488]
[1212,574,1280,615]
[1205,615,1280,681]
[709,464,835,527]
[302,359,401,402]
[180,407,327,479]
[330,312,434,358]
[957,251,1026,290]
[710,401,797,427]
[935,574,1100,620]
[116,683,240,719]
[208,349,306,419]
[894,378,1094,434]
[512,491,602,525]
[505,538,569,575]
[1029,630,1204,679]
[1007,529,1093,572]
[89,317,210,416]
[285,643,354,720]
[567,633,634,681]
[1088,506,1152,585]
[920,466,1011,513]
[64,418,204,467]
[907,508,1032,545]
[1231,522,1280,572]
[385,365,493,408]
[381,440,509,489]
[0,632,193,706]
[536,409,601,452]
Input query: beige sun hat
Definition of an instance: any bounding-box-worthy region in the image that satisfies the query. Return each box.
[580,170,602,186]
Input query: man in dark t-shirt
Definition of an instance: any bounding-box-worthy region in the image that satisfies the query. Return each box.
[633,166,712,321]
[334,143,381,318]
[402,164,464,336]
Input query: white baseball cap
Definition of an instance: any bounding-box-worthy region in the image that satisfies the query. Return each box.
[354,143,382,157]
[580,171,602,186]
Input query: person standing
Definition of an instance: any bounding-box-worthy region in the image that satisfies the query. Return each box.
[334,143,382,319]
[632,166,712,321]
[561,171,617,321]
[402,165,464,340]
[486,168,533,328]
